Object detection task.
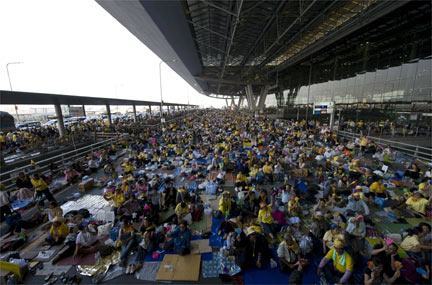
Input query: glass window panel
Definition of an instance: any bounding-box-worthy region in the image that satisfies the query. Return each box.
[401,62,417,79]
[387,66,402,81]
[375,69,388,82]
[416,59,431,78]
[365,72,376,84]
[355,73,365,85]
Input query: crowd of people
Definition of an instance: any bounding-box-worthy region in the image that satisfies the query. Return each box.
[0,109,431,284]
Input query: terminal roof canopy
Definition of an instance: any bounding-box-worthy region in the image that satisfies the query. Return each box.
[97,0,430,98]
[0,90,195,106]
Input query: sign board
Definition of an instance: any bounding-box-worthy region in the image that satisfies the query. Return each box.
[313,102,334,115]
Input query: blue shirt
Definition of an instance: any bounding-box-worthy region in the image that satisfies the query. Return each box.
[172,227,191,249]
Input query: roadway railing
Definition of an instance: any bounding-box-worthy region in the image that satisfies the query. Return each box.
[0,136,120,192]
[337,130,432,163]
[0,111,199,192]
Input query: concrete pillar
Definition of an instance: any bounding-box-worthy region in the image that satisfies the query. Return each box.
[225,98,229,107]
[132,104,137,122]
[237,96,243,108]
[82,105,86,117]
[257,85,269,112]
[230,96,235,107]
[54,104,66,138]
[148,105,152,116]
[330,110,335,129]
[106,104,112,127]
[245,85,256,111]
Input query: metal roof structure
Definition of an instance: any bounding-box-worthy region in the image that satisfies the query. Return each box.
[97,0,431,100]
[0,90,195,107]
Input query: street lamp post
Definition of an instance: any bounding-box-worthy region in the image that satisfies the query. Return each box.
[159,59,176,122]
[6,62,23,123]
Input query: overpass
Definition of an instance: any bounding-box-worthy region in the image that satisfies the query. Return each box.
[0,90,197,137]
[96,0,431,111]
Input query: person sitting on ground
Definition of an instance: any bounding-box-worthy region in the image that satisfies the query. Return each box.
[45,216,69,246]
[64,165,81,185]
[262,162,274,184]
[132,217,157,273]
[369,178,389,199]
[317,239,353,284]
[74,224,99,258]
[371,239,407,284]
[245,227,275,270]
[278,233,301,272]
[161,183,176,211]
[215,191,232,219]
[401,227,432,264]
[241,191,259,218]
[165,221,191,255]
[322,224,343,254]
[258,199,277,242]
[103,187,125,217]
[218,214,244,239]
[344,192,370,217]
[46,201,63,222]
[174,200,190,225]
[120,194,142,222]
[405,191,430,216]
[235,172,247,189]
[52,225,80,264]
[288,196,302,217]
[118,218,137,267]
[364,256,401,285]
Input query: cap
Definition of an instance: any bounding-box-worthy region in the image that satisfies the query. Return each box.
[334,239,345,248]
[316,211,323,216]
[330,223,339,230]
[356,216,364,221]
[246,226,256,236]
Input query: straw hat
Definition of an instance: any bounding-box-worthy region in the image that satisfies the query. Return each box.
[334,239,345,249]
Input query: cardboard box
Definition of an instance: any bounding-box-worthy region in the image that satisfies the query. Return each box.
[78,178,94,192]
[156,254,201,281]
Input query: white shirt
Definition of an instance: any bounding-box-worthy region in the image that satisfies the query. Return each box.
[277,241,298,263]
[76,231,98,247]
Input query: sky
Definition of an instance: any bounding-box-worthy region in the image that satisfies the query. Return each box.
[0,0,226,114]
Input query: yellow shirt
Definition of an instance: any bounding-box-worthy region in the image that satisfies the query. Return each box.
[400,235,420,253]
[218,197,231,214]
[49,223,69,239]
[258,206,274,224]
[405,197,428,214]
[236,174,247,183]
[109,193,125,208]
[325,249,354,273]
[370,182,386,194]
[124,165,134,173]
[263,165,273,174]
[175,203,190,217]
[31,178,48,191]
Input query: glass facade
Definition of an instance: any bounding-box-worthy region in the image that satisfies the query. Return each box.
[265,58,431,107]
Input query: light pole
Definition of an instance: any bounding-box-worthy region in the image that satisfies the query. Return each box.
[6,62,23,123]
[159,59,176,122]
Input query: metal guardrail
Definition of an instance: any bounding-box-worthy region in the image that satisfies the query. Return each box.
[0,111,199,192]
[0,136,120,192]
[337,130,432,163]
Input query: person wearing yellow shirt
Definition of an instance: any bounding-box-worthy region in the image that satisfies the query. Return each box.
[215,191,232,219]
[258,200,276,241]
[318,240,353,284]
[104,188,125,216]
[369,179,388,199]
[322,224,343,254]
[45,216,69,246]
[31,173,56,208]
[235,172,247,188]
[123,161,134,176]
[263,162,274,183]
[175,201,190,224]
[405,191,429,215]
